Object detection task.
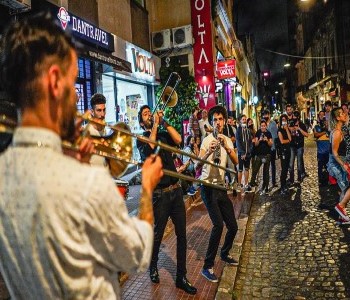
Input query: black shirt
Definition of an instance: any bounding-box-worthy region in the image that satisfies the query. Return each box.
[290,121,307,148]
[137,130,178,188]
[278,127,291,152]
[254,129,272,155]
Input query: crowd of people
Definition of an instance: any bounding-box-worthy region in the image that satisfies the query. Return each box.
[1,12,350,300]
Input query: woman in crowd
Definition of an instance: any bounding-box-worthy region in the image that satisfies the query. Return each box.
[183,135,198,195]
[249,120,273,195]
[277,114,292,195]
[327,107,350,222]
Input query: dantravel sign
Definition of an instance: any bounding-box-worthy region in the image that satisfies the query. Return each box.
[56,7,114,52]
[216,60,236,80]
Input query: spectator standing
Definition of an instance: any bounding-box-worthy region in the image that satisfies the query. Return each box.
[236,114,253,193]
[327,108,350,223]
[249,120,273,195]
[188,106,201,140]
[288,111,308,184]
[324,100,332,126]
[313,111,330,186]
[198,109,212,141]
[278,114,292,195]
[263,110,278,188]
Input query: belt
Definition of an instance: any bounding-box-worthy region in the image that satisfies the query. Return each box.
[155,181,181,193]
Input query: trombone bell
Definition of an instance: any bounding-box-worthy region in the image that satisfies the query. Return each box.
[90,122,133,178]
[161,86,178,108]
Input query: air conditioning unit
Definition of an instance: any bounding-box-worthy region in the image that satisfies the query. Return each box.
[151,29,172,52]
[172,25,192,48]
[0,0,31,11]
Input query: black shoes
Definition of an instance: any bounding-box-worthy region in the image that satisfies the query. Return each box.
[149,267,159,283]
[176,276,197,295]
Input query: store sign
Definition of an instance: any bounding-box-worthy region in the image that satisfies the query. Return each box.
[191,0,215,109]
[126,43,157,83]
[216,60,236,79]
[56,6,114,52]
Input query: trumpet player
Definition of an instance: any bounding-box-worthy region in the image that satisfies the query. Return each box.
[137,105,197,295]
[196,105,239,282]
[0,13,164,300]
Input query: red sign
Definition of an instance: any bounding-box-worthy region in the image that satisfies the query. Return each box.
[216,59,236,79]
[191,0,216,109]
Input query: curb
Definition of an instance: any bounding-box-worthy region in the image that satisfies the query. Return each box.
[216,191,257,300]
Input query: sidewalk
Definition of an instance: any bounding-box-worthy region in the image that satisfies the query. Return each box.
[121,188,256,299]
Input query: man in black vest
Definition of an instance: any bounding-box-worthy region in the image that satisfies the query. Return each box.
[137,105,197,295]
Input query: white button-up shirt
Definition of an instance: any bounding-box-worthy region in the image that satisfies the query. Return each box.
[0,127,153,299]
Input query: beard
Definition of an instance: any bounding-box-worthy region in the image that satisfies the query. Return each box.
[61,86,77,142]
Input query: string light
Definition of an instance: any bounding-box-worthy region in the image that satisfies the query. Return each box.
[259,48,350,60]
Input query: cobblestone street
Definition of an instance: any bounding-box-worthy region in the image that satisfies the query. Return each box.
[233,140,350,299]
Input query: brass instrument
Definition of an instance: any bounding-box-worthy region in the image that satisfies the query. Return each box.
[152,72,181,115]
[63,119,229,191]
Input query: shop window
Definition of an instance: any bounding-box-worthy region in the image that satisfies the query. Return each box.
[76,58,93,112]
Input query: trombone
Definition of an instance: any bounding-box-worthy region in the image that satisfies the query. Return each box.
[76,113,236,191]
[152,72,181,114]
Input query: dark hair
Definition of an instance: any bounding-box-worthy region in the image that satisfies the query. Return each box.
[0,12,76,109]
[293,111,300,119]
[90,93,106,108]
[279,114,288,124]
[138,104,150,128]
[324,100,332,107]
[260,120,267,126]
[286,104,293,109]
[262,109,270,115]
[185,135,193,147]
[238,114,247,122]
[208,105,228,124]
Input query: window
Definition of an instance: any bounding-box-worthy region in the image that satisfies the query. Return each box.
[76,58,93,113]
[133,0,145,8]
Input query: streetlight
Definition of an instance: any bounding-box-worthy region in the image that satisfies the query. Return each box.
[284,63,291,68]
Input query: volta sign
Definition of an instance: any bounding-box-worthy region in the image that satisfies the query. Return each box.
[216,60,236,80]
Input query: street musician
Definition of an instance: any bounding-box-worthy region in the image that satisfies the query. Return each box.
[0,13,163,300]
[137,105,197,295]
[196,105,239,283]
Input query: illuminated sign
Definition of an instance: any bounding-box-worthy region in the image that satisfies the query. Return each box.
[216,60,236,79]
[56,6,114,52]
[126,43,157,83]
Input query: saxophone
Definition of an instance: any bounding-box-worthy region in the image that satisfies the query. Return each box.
[212,125,221,165]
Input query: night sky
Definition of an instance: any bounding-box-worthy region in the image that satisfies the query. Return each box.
[235,0,289,80]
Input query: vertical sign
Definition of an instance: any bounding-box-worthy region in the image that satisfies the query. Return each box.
[191,0,216,109]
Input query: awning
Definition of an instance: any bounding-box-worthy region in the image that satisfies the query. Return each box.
[81,46,132,73]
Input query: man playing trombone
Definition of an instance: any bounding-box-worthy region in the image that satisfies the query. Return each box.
[0,13,163,300]
[196,105,239,282]
[137,105,197,295]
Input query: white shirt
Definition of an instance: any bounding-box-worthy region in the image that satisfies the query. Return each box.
[0,127,153,300]
[200,133,233,185]
[198,118,212,141]
[86,124,110,168]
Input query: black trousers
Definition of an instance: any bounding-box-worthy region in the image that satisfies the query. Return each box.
[200,186,238,269]
[270,149,276,185]
[150,187,187,276]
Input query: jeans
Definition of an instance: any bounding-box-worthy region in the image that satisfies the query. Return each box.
[270,149,276,185]
[151,187,187,276]
[250,154,271,190]
[327,154,349,193]
[289,146,306,182]
[201,186,238,269]
[280,147,291,189]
